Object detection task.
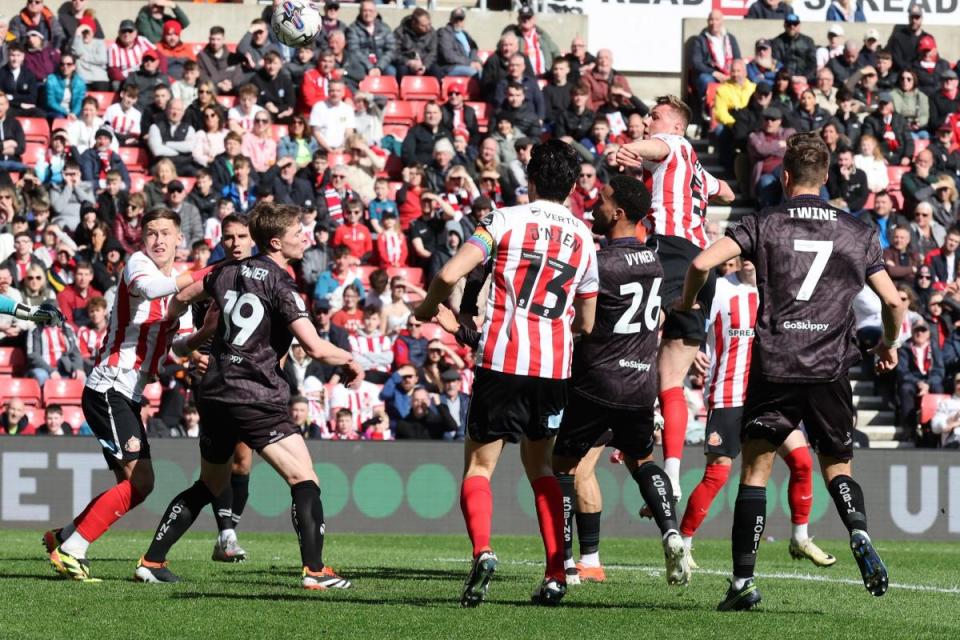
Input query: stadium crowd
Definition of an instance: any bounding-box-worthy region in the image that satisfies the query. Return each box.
[0,0,957,448]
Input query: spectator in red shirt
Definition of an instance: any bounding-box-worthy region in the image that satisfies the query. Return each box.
[332,199,374,262]
[331,284,364,335]
[56,260,101,327]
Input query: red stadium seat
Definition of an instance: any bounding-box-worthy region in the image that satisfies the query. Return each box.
[887,166,909,190]
[382,123,409,140]
[43,379,85,406]
[62,405,85,433]
[22,406,40,432]
[188,42,205,56]
[419,322,446,342]
[388,180,402,199]
[215,94,236,109]
[477,49,493,64]
[272,124,289,140]
[383,100,417,127]
[400,76,441,101]
[142,382,162,408]
[914,138,930,159]
[920,393,951,424]
[442,76,480,101]
[328,151,352,168]
[467,101,488,131]
[0,378,42,405]
[87,91,116,115]
[117,146,148,172]
[51,117,70,133]
[23,142,47,166]
[359,75,400,100]
[386,266,424,287]
[0,347,26,376]
[129,172,149,193]
[383,153,405,179]
[18,117,50,144]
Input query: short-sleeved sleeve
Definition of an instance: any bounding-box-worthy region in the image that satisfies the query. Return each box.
[576,243,600,298]
[725,214,759,262]
[703,168,721,198]
[272,272,311,327]
[865,228,885,276]
[466,210,507,263]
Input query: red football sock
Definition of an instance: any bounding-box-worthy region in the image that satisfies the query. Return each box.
[659,387,688,461]
[460,476,493,557]
[74,480,142,543]
[680,463,731,537]
[531,476,566,582]
[784,447,813,525]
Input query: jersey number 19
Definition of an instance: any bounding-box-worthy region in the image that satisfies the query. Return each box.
[222,290,265,346]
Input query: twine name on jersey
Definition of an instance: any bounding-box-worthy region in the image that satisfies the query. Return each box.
[788,206,837,221]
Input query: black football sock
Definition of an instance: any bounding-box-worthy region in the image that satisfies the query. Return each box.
[230,473,250,529]
[731,484,766,581]
[828,475,868,534]
[145,481,215,563]
[575,512,601,557]
[631,462,678,536]
[291,480,325,572]
[211,484,234,532]
[556,473,576,562]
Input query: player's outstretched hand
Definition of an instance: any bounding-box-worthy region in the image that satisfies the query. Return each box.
[343,360,365,389]
[31,302,64,327]
[871,343,899,373]
[433,303,459,334]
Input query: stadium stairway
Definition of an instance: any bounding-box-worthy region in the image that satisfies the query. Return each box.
[691,138,914,449]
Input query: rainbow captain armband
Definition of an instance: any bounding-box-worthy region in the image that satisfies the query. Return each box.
[467,227,495,261]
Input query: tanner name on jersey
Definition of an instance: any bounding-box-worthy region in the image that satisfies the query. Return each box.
[528,225,582,252]
[624,250,656,266]
[788,206,838,221]
[240,264,270,281]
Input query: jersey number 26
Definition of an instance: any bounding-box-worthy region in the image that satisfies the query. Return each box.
[614,278,662,334]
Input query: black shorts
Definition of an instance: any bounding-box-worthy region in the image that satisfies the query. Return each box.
[742,374,855,461]
[704,406,743,459]
[466,368,567,444]
[82,386,151,470]
[197,399,300,464]
[553,392,655,461]
[649,234,716,342]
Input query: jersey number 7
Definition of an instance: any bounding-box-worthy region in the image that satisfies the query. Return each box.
[793,240,833,301]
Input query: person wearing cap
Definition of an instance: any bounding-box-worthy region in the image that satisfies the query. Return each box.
[772,13,817,84]
[852,64,881,112]
[108,19,160,83]
[422,137,456,192]
[10,0,65,50]
[827,39,864,87]
[78,127,129,192]
[746,39,782,86]
[122,50,167,110]
[815,23,845,70]
[929,69,959,133]
[24,28,59,81]
[156,18,194,79]
[858,28,882,68]
[135,0,189,45]
[745,0,789,20]
[501,5,559,77]
[928,122,960,176]
[441,84,479,146]
[897,318,944,428]
[58,0,103,41]
[886,3,929,72]
[862,92,914,165]
[69,13,109,91]
[713,59,755,130]
[0,44,43,118]
[747,106,795,206]
[393,7,438,79]
[319,0,347,39]
[690,10,742,102]
[892,69,930,136]
[826,0,866,22]
[438,366,469,441]
[437,7,482,78]
[163,179,203,259]
[911,34,949,97]
[345,0,397,79]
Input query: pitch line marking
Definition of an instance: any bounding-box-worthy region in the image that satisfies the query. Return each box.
[433,558,960,595]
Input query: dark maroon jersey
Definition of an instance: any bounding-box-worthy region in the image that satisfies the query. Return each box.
[725,195,884,383]
[570,238,662,408]
[201,254,310,405]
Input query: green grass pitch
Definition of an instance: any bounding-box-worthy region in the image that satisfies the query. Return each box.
[4,530,958,640]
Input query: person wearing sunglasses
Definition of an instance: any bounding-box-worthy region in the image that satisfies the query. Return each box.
[45,51,86,119]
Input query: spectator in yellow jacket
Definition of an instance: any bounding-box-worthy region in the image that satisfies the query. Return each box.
[713,59,756,128]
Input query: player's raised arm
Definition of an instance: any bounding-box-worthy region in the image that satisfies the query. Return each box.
[866,269,906,373]
[290,317,364,385]
[415,242,487,321]
[615,138,670,168]
[678,237,742,311]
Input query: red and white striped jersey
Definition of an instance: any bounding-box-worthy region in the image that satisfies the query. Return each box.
[108,37,156,79]
[227,105,265,134]
[468,200,599,379]
[103,103,142,137]
[77,326,107,359]
[642,133,721,249]
[704,274,759,409]
[28,326,69,369]
[328,381,385,433]
[348,333,394,372]
[86,252,177,402]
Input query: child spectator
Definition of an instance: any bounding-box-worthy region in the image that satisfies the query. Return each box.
[376,210,408,268]
[37,404,71,436]
[114,192,145,255]
[227,83,265,135]
[187,169,218,221]
[103,85,142,146]
[332,199,373,262]
[330,408,361,440]
[76,295,108,371]
[204,198,235,248]
[331,283,364,335]
[172,60,201,105]
[367,269,391,310]
[313,245,365,311]
[349,305,394,383]
[220,156,257,213]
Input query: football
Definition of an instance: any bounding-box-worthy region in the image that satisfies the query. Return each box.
[271,0,322,48]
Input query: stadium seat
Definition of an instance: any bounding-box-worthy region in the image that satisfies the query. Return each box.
[62,405,85,433]
[467,101,488,131]
[383,153,405,179]
[51,117,70,133]
[0,347,26,376]
[22,142,47,166]
[0,378,42,405]
[400,76,441,101]
[18,117,50,144]
[420,322,446,342]
[188,42,205,56]
[387,180,402,199]
[129,172,149,192]
[22,406,40,431]
[383,100,417,127]
[117,146,148,172]
[87,91,116,115]
[887,166,909,190]
[179,176,197,192]
[382,123,409,140]
[386,266,424,287]
[914,138,930,159]
[272,124,289,140]
[477,49,493,64]
[43,379,84,406]
[442,76,480,101]
[863,191,875,211]
[142,382,162,408]
[359,75,399,100]
[328,151,352,168]
[215,94,236,109]
[919,393,951,424]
